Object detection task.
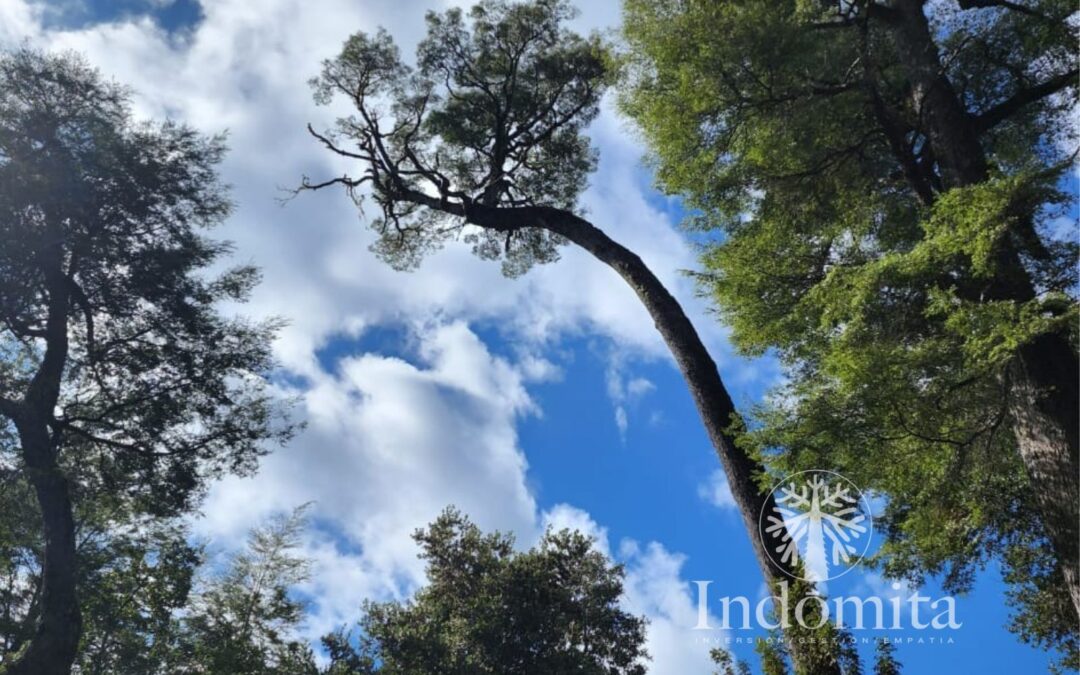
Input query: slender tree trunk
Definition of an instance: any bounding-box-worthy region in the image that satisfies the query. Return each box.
[6,415,81,675]
[888,0,1080,619]
[462,203,843,675]
[3,248,82,675]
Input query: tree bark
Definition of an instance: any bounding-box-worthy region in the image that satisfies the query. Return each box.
[1009,334,1080,615]
[5,415,81,675]
[462,203,843,675]
[887,0,1080,619]
[2,248,82,675]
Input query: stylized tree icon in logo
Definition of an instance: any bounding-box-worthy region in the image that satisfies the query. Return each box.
[760,470,871,582]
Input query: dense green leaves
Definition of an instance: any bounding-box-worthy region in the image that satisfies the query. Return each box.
[334,508,648,675]
[0,48,294,672]
[621,0,1078,668]
[872,641,902,675]
[0,48,294,517]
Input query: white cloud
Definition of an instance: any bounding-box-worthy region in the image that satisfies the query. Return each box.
[606,354,660,440]
[698,469,738,511]
[3,1,770,670]
[542,503,612,554]
[542,506,722,674]
[197,320,539,634]
[620,540,724,675]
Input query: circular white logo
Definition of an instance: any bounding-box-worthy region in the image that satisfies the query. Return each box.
[758,470,872,582]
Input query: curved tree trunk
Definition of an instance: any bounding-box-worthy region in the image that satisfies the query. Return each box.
[888,0,1080,619]
[6,416,81,675]
[461,202,843,675]
[2,255,82,675]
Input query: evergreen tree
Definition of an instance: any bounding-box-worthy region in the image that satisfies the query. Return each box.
[621,0,1078,665]
[334,508,648,674]
[873,640,902,675]
[837,633,863,675]
[756,631,790,675]
[176,507,317,675]
[0,48,293,674]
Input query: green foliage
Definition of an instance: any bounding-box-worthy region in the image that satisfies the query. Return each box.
[621,0,1078,665]
[0,462,199,673]
[335,507,648,674]
[711,647,737,675]
[1003,536,1080,673]
[176,506,317,675]
[756,628,791,675]
[320,629,378,675]
[0,468,36,659]
[872,641,902,675]
[74,518,199,675]
[837,635,862,675]
[0,47,295,518]
[309,0,611,276]
[0,48,294,672]
[711,647,754,675]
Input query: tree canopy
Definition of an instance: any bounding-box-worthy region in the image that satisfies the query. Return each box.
[307,0,609,276]
[0,48,292,674]
[621,0,1078,668]
[329,508,649,675]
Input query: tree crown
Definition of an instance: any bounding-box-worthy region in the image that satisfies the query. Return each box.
[308,0,610,276]
[347,508,648,674]
[0,49,294,516]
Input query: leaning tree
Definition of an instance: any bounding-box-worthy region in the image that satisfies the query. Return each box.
[0,49,292,674]
[303,2,840,672]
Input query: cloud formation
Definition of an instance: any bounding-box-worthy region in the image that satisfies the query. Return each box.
[2,1,767,670]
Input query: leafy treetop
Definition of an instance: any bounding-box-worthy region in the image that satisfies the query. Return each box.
[307,0,610,276]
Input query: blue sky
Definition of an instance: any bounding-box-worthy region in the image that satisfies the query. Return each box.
[3,0,1067,672]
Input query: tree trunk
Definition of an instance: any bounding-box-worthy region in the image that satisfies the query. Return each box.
[1009,333,1080,615]
[464,204,843,675]
[3,248,82,675]
[6,415,81,675]
[888,0,1080,619]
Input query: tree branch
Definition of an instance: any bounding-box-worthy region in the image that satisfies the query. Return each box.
[957,0,1057,21]
[974,69,1079,132]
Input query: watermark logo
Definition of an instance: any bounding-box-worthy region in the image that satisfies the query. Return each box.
[759,470,872,582]
[696,470,960,634]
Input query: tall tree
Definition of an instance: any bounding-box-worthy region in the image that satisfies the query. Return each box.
[757,630,792,675]
[0,49,292,674]
[302,3,842,672]
[872,641,902,675]
[334,508,648,674]
[174,507,317,675]
[620,0,1078,656]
